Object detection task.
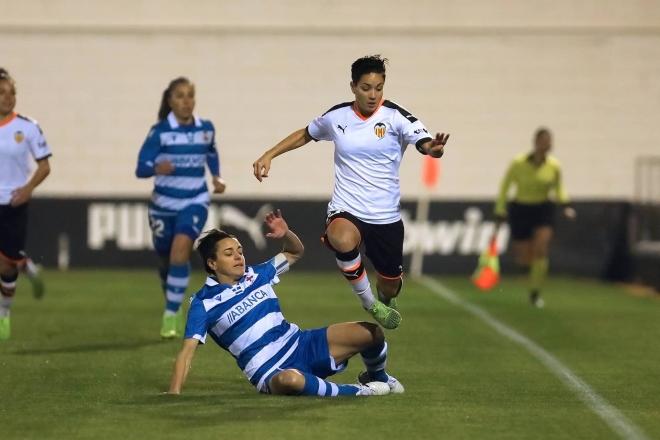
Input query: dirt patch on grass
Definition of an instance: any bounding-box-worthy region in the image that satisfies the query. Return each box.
[618,283,660,299]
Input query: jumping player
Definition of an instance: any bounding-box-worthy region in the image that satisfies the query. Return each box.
[252,55,450,329]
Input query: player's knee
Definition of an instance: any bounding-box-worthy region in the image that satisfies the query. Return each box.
[328,234,358,253]
[169,245,191,264]
[513,252,531,267]
[532,245,549,258]
[326,222,360,253]
[514,256,528,267]
[357,322,385,347]
[0,250,20,269]
[270,369,304,395]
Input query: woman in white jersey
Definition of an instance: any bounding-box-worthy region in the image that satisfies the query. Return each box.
[253,56,449,329]
[0,68,52,341]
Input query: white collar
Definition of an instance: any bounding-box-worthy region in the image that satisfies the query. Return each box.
[205,276,219,287]
[167,111,202,129]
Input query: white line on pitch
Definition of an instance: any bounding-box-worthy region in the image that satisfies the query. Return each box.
[419,276,649,440]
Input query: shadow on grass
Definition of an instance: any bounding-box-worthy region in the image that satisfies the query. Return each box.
[12,339,166,355]
[119,379,368,425]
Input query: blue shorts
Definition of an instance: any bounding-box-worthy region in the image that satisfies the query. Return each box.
[262,327,347,393]
[148,204,208,256]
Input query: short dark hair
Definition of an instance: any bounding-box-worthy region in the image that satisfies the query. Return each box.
[534,127,551,141]
[158,76,192,121]
[351,55,388,84]
[0,67,16,89]
[196,229,236,275]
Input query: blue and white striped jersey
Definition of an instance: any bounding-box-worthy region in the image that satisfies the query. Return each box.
[135,112,220,213]
[184,254,298,392]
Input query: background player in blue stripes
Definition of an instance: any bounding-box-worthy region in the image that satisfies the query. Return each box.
[253,55,449,330]
[136,77,226,338]
[168,210,403,397]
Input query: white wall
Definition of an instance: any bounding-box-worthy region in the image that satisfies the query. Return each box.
[2,0,659,199]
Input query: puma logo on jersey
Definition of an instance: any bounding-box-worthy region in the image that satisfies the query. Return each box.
[337,124,347,134]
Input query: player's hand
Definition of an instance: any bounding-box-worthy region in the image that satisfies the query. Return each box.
[253,154,272,182]
[563,206,577,220]
[212,177,226,194]
[424,133,450,158]
[10,186,32,207]
[155,160,175,175]
[264,209,289,239]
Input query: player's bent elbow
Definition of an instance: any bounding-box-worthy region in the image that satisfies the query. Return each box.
[40,161,51,176]
[135,168,152,178]
[285,249,304,266]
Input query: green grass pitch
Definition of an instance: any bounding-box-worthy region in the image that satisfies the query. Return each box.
[1,270,658,439]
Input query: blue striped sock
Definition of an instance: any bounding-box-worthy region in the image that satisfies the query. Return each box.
[361,341,389,383]
[299,372,360,397]
[165,263,189,313]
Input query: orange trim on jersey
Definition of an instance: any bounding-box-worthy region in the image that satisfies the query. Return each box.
[376,271,403,281]
[0,249,25,266]
[352,100,384,121]
[0,112,17,127]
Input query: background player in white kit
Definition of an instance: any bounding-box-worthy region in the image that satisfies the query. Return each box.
[253,56,449,329]
[168,210,402,397]
[0,68,52,340]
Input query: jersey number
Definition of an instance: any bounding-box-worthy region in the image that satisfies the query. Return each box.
[149,216,165,238]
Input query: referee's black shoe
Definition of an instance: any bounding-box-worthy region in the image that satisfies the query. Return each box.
[529,290,544,308]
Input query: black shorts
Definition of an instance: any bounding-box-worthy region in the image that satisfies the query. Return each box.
[508,202,555,241]
[325,211,404,278]
[0,203,29,262]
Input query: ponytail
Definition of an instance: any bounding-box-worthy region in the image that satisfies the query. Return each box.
[157,76,191,121]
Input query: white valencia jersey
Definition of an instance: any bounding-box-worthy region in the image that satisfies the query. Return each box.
[0,113,52,204]
[307,100,432,224]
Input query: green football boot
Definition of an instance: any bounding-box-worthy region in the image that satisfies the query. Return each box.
[367,300,401,330]
[160,312,179,339]
[379,292,398,311]
[0,314,10,341]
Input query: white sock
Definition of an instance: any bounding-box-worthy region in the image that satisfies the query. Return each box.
[0,295,12,317]
[356,286,376,309]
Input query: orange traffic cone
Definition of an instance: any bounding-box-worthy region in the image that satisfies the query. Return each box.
[472,238,500,291]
